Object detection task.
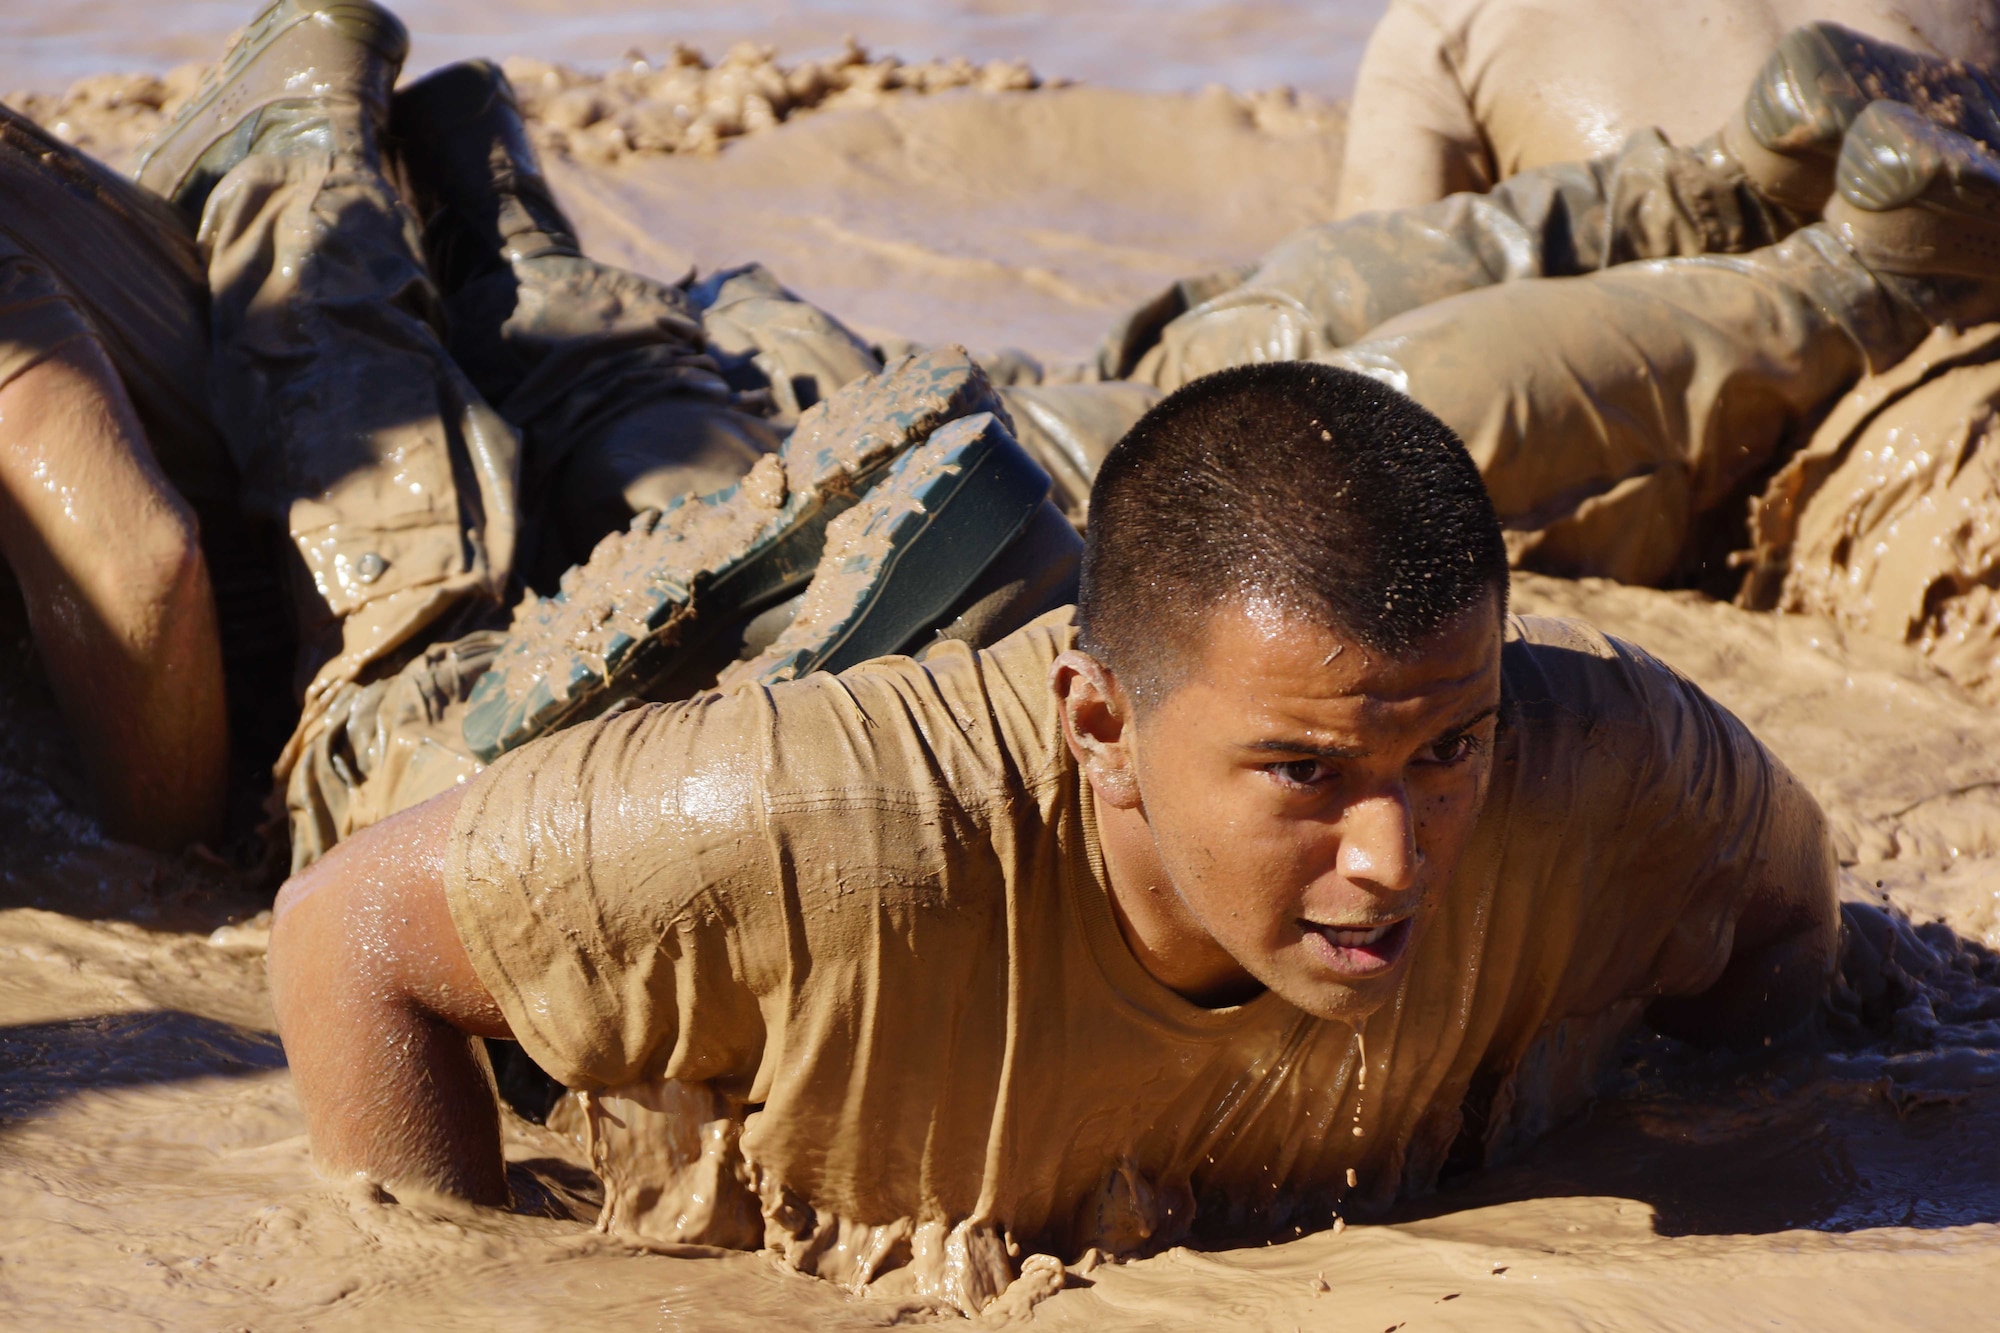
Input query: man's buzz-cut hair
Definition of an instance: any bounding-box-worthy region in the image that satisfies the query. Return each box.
[1077,361,1509,704]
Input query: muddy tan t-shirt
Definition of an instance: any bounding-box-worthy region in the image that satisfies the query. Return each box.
[447,608,1806,1299]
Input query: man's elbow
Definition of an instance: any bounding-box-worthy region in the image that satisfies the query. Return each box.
[268,862,349,1048]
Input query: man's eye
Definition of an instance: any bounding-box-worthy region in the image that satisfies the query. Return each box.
[1427,732,1482,765]
[1268,759,1327,787]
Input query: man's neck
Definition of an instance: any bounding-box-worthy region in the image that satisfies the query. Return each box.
[1092,794,1266,1008]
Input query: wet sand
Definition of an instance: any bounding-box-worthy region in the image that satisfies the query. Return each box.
[5,23,2000,1330]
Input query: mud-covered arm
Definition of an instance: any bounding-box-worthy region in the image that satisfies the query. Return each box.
[1333,0,1493,218]
[269,786,515,1206]
[0,339,227,849]
[1646,758,1839,1049]
[1510,620,1841,1053]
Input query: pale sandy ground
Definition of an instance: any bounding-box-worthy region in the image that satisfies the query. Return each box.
[4,18,2000,1330]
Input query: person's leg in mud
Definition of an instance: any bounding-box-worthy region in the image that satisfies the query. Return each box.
[130,0,540,865]
[136,0,524,770]
[273,56,867,863]
[1110,22,2000,391]
[0,108,237,850]
[277,61,1081,863]
[1314,101,2000,589]
[1110,130,1801,389]
[388,60,808,585]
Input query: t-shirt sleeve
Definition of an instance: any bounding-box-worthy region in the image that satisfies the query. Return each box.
[1498,617,1822,1019]
[1333,0,1494,218]
[444,692,785,1092]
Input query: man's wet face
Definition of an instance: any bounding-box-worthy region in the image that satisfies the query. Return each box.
[1127,595,1503,1022]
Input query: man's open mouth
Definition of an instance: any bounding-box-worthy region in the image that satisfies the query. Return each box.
[1300,916,1414,978]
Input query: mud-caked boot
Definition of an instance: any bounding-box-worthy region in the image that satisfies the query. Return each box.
[1825,100,2000,283]
[458,345,1015,762]
[390,58,759,564]
[719,413,1063,690]
[132,0,408,217]
[388,58,579,294]
[1721,21,2000,216]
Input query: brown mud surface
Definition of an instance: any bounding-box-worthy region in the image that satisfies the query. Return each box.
[7,56,1343,361]
[4,40,2000,1331]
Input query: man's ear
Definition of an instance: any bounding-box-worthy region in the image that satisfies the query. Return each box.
[1050,648,1142,809]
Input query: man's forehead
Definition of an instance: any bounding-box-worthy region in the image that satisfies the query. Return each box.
[1197,592,1503,702]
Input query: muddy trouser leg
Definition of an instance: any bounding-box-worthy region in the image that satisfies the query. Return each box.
[387,62,814,574]
[438,255,788,582]
[1121,129,1808,391]
[1318,224,1985,587]
[190,99,527,866]
[0,107,299,798]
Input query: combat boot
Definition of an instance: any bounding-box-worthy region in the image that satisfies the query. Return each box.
[388,58,580,295]
[389,57,775,586]
[1825,100,2000,280]
[132,0,408,217]
[1721,21,2000,216]
[457,346,1038,761]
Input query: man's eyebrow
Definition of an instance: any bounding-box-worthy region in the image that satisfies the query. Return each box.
[1439,704,1501,735]
[1243,738,1370,761]
[1240,704,1500,762]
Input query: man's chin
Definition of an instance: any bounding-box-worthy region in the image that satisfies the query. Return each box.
[1264,918,1425,1021]
[1268,969,1401,1023]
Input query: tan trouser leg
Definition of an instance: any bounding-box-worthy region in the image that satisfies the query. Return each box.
[197,97,521,746]
[1323,225,1963,585]
[1131,129,1804,391]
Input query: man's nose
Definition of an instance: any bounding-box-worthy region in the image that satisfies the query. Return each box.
[1337,789,1418,893]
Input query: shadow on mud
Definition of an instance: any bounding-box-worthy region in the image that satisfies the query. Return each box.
[0,1010,286,1123]
[1396,900,2000,1236]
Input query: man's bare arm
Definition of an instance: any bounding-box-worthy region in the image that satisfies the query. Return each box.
[0,341,227,848]
[1648,765,1840,1048]
[268,785,515,1206]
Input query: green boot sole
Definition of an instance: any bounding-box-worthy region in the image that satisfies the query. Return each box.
[460,345,1011,761]
[726,411,1053,687]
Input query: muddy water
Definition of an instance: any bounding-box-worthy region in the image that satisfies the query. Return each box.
[3,14,2000,1327]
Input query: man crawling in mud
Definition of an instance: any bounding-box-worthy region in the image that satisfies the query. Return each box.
[270,360,1838,1311]
[0,0,1848,1307]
